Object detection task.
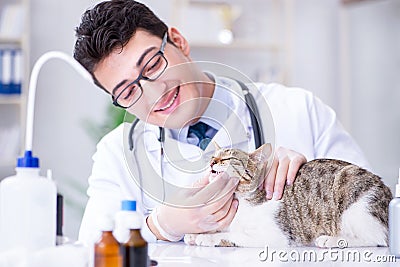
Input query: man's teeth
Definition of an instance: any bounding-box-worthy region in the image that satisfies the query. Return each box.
[158,89,179,111]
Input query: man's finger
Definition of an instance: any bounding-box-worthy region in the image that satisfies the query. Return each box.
[286,156,306,185]
[273,156,290,200]
[202,178,238,213]
[264,157,278,199]
[215,198,239,231]
[192,172,212,187]
[192,172,234,203]
[210,194,234,222]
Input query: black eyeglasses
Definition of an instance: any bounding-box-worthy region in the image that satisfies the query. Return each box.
[112,32,168,108]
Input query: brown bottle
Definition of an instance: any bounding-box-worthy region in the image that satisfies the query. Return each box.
[94,218,122,267]
[121,229,149,267]
[119,200,149,267]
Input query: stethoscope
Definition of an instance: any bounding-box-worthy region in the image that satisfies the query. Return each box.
[128,79,264,215]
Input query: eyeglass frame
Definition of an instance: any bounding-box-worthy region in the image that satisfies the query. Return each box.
[111,32,169,109]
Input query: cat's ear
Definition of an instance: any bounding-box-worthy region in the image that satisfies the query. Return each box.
[212,141,222,151]
[250,143,273,161]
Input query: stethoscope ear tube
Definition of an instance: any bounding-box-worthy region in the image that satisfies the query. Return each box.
[244,92,263,148]
[129,118,165,151]
[236,80,265,148]
[129,118,141,151]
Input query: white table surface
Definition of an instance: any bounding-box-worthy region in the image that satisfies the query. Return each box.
[0,241,398,266]
[149,242,399,267]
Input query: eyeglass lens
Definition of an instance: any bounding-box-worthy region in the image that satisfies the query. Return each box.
[114,54,167,108]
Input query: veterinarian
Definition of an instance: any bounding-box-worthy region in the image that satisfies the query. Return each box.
[74,0,370,245]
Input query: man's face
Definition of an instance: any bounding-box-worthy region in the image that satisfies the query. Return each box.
[94,29,214,129]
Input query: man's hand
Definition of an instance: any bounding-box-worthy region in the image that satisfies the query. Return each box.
[147,172,239,241]
[263,147,306,200]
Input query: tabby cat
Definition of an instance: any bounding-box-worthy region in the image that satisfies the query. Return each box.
[184,143,393,248]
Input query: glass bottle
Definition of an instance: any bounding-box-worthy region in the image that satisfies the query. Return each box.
[119,200,149,267]
[94,217,122,267]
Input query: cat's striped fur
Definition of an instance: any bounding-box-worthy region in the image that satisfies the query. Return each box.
[184,144,392,247]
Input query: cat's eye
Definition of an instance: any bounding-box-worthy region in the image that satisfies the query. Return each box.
[243,170,252,180]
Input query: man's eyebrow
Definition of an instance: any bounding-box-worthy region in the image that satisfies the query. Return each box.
[112,79,128,95]
[137,46,157,67]
[111,46,157,94]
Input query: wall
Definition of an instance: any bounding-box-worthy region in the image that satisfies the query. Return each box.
[289,0,399,189]
[290,0,400,190]
[289,0,340,111]
[30,0,109,240]
[345,0,400,189]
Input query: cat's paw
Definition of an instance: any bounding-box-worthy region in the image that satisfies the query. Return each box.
[315,235,346,248]
[184,234,197,246]
[184,233,222,247]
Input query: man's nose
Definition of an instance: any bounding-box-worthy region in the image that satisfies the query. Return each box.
[141,80,169,103]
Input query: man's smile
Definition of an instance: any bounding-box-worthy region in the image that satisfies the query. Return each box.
[154,86,180,113]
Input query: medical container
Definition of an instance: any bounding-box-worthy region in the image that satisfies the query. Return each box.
[0,150,57,251]
[113,200,138,243]
[389,168,400,257]
[119,200,150,267]
[94,216,122,267]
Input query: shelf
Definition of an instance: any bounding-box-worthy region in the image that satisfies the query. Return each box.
[0,94,23,104]
[0,36,22,45]
[0,0,28,176]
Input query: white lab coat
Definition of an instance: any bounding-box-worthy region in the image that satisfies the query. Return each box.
[78,79,370,245]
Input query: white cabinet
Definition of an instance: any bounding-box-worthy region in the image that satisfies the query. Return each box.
[0,0,29,176]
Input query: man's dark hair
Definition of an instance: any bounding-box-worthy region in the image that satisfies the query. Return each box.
[74,0,168,85]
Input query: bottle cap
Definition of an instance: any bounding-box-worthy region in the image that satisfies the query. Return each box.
[17,150,39,168]
[98,216,114,231]
[120,200,141,229]
[124,213,142,230]
[121,200,137,211]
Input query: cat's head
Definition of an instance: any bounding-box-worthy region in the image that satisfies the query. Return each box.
[210,143,273,197]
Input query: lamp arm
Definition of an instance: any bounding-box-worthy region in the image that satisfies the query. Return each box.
[25,51,93,151]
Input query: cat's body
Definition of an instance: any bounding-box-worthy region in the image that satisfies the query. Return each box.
[184,144,393,248]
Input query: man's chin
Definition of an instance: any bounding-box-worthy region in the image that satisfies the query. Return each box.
[161,113,198,129]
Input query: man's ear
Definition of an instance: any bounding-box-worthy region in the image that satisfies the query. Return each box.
[168,27,190,56]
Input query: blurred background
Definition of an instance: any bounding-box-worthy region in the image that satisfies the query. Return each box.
[0,0,399,241]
